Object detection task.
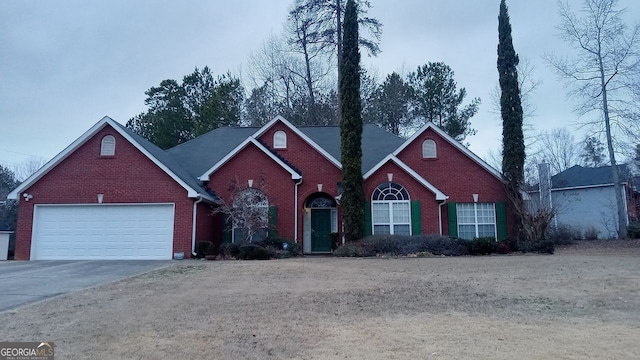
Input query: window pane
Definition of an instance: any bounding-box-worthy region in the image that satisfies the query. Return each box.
[393,224,411,235]
[374,225,390,234]
[457,203,475,224]
[392,202,410,223]
[458,225,476,240]
[476,203,495,223]
[372,202,390,223]
[478,224,496,238]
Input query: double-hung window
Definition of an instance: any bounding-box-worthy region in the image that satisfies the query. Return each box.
[457,203,496,239]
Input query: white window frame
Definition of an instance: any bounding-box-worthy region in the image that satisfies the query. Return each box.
[100,135,116,156]
[273,130,287,149]
[457,203,497,240]
[371,182,411,235]
[422,139,437,158]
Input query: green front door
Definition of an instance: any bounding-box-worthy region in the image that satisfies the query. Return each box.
[311,209,332,252]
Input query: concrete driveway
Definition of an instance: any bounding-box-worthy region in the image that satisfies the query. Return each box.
[0,260,173,312]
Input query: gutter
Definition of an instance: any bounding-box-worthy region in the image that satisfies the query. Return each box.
[191,195,204,257]
[294,178,303,243]
[438,198,448,236]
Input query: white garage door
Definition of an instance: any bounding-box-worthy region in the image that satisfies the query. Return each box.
[31,204,175,260]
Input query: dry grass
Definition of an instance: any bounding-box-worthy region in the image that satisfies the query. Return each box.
[1,241,639,359]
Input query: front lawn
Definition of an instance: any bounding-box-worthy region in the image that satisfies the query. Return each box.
[2,241,639,359]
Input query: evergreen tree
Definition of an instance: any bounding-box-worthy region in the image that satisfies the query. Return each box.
[408,62,480,142]
[339,0,364,242]
[498,1,525,230]
[363,72,412,136]
[581,136,607,167]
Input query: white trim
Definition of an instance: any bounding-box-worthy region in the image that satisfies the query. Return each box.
[392,122,503,181]
[8,116,203,200]
[252,116,342,169]
[192,196,203,257]
[273,130,287,149]
[100,135,116,156]
[364,154,448,201]
[198,137,302,181]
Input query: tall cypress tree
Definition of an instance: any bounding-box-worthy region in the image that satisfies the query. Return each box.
[498,0,525,211]
[340,0,364,242]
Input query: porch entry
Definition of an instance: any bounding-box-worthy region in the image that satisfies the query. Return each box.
[303,193,338,253]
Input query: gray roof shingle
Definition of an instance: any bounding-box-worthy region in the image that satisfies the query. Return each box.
[299,124,405,173]
[551,164,631,189]
[167,127,258,178]
[166,124,405,178]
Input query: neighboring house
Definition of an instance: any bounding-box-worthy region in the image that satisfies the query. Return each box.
[530,164,637,239]
[8,116,513,260]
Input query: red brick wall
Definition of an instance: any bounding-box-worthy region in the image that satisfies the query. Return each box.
[205,143,297,240]
[395,128,513,237]
[258,123,343,242]
[14,125,196,260]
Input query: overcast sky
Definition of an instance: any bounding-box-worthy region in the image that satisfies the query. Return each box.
[1,0,639,172]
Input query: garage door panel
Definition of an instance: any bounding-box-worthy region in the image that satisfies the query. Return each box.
[32,204,175,260]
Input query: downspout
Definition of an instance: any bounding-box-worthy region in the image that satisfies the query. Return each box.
[438,198,448,236]
[294,178,303,243]
[191,195,203,257]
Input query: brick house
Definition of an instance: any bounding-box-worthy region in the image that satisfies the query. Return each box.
[8,116,513,260]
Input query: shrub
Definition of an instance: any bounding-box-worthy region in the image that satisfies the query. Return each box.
[421,235,469,256]
[237,243,273,260]
[258,237,300,258]
[334,234,470,257]
[333,242,375,257]
[467,237,497,255]
[547,223,582,245]
[219,243,240,259]
[628,222,640,239]
[496,240,512,254]
[195,241,214,258]
[583,226,599,240]
[519,239,555,254]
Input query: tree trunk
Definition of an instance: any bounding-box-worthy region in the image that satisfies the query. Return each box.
[336,0,342,123]
[598,52,628,239]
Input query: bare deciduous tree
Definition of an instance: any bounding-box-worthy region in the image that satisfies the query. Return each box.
[212,177,270,244]
[545,0,640,238]
[13,156,47,182]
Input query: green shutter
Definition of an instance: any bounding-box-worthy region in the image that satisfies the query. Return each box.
[222,214,232,243]
[496,202,507,241]
[447,202,458,238]
[411,201,422,235]
[268,205,278,239]
[363,202,372,237]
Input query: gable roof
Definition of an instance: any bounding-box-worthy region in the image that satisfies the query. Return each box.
[551,164,631,190]
[167,117,404,177]
[167,127,257,178]
[363,154,448,201]
[392,122,504,181]
[253,116,343,169]
[7,116,215,201]
[198,137,302,181]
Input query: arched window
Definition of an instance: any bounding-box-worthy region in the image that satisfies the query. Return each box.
[422,139,437,158]
[273,130,287,149]
[371,182,411,235]
[232,189,269,243]
[100,135,116,156]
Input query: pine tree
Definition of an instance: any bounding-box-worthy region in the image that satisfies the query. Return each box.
[498,0,525,230]
[339,0,364,242]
